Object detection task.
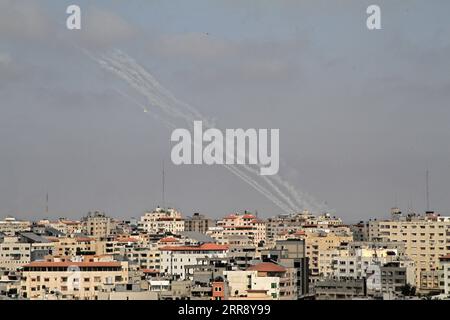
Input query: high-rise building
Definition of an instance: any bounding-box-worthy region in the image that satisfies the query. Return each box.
[261,239,309,298]
[184,213,212,234]
[82,211,112,239]
[139,207,184,235]
[368,211,450,293]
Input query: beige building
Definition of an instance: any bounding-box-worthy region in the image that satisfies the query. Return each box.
[139,207,184,235]
[0,236,54,271]
[438,254,450,296]
[294,229,353,280]
[368,213,450,292]
[184,213,212,234]
[213,213,266,246]
[21,260,129,300]
[82,211,112,238]
[52,236,98,257]
[0,217,31,236]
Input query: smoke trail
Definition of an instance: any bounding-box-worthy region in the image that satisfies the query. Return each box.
[113,86,293,213]
[92,49,329,214]
[114,89,178,130]
[223,165,293,213]
[98,51,299,210]
[98,50,319,213]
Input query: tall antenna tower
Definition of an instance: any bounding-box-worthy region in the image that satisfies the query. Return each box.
[46,193,49,215]
[426,169,430,211]
[162,160,166,209]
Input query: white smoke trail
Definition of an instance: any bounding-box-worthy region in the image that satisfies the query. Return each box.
[97,51,300,210]
[99,50,321,213]
[92,49,329,214]
[223,165,293,213]
[114,89,178,130]
[113,85,293,213]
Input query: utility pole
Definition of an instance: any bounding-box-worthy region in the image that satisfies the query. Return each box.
[426,169,430,211]
[162,160,166,209]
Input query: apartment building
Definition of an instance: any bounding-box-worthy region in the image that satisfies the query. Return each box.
[82,211,112,238]
[331,246,414,278]
[48,219,82,235]
[439,254,450,296]
[52,236,97,257]
[21,259,129,300]
[139,207,184,235]
[224,262,296,300]
[0,235,54,271]
[184,213,212,234]
[215,213,266,246]
[122,246,161,271]
[368,212,450,292]
[266,211,342,242]
[261,239,309,297]
[299,229,353,280]
[315,278,366,300]
[0,237,32,270]
[160,243,228,279]
[350,222,369,242]
[0,217,31,236]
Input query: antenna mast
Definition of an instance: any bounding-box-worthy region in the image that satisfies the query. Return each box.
[162,160,166,209]
[426,169,430,211]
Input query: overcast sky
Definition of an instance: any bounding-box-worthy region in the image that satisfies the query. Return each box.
[1,0,450,222]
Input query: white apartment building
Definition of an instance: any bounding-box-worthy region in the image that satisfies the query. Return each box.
[331,246,416,293]
[160,243,228,279]
[224,262,296,300]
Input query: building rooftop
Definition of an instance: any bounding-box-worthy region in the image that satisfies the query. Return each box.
[247,262,286,273]
[22,261,122,268]
[160,243,228,252]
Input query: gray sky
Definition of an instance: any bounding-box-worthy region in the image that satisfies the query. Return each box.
[1,0,450,222]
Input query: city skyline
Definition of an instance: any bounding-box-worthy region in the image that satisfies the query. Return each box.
[2,0,450,221]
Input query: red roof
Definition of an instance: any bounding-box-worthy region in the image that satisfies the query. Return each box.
[242,214,256,219]
[247,262,286,273]
[160,243,228,252]
[142,269,160,274]
[22,261,122,268]
[159,237,179,243]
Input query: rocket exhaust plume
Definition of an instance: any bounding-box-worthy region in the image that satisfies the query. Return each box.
[91,49,329,214]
